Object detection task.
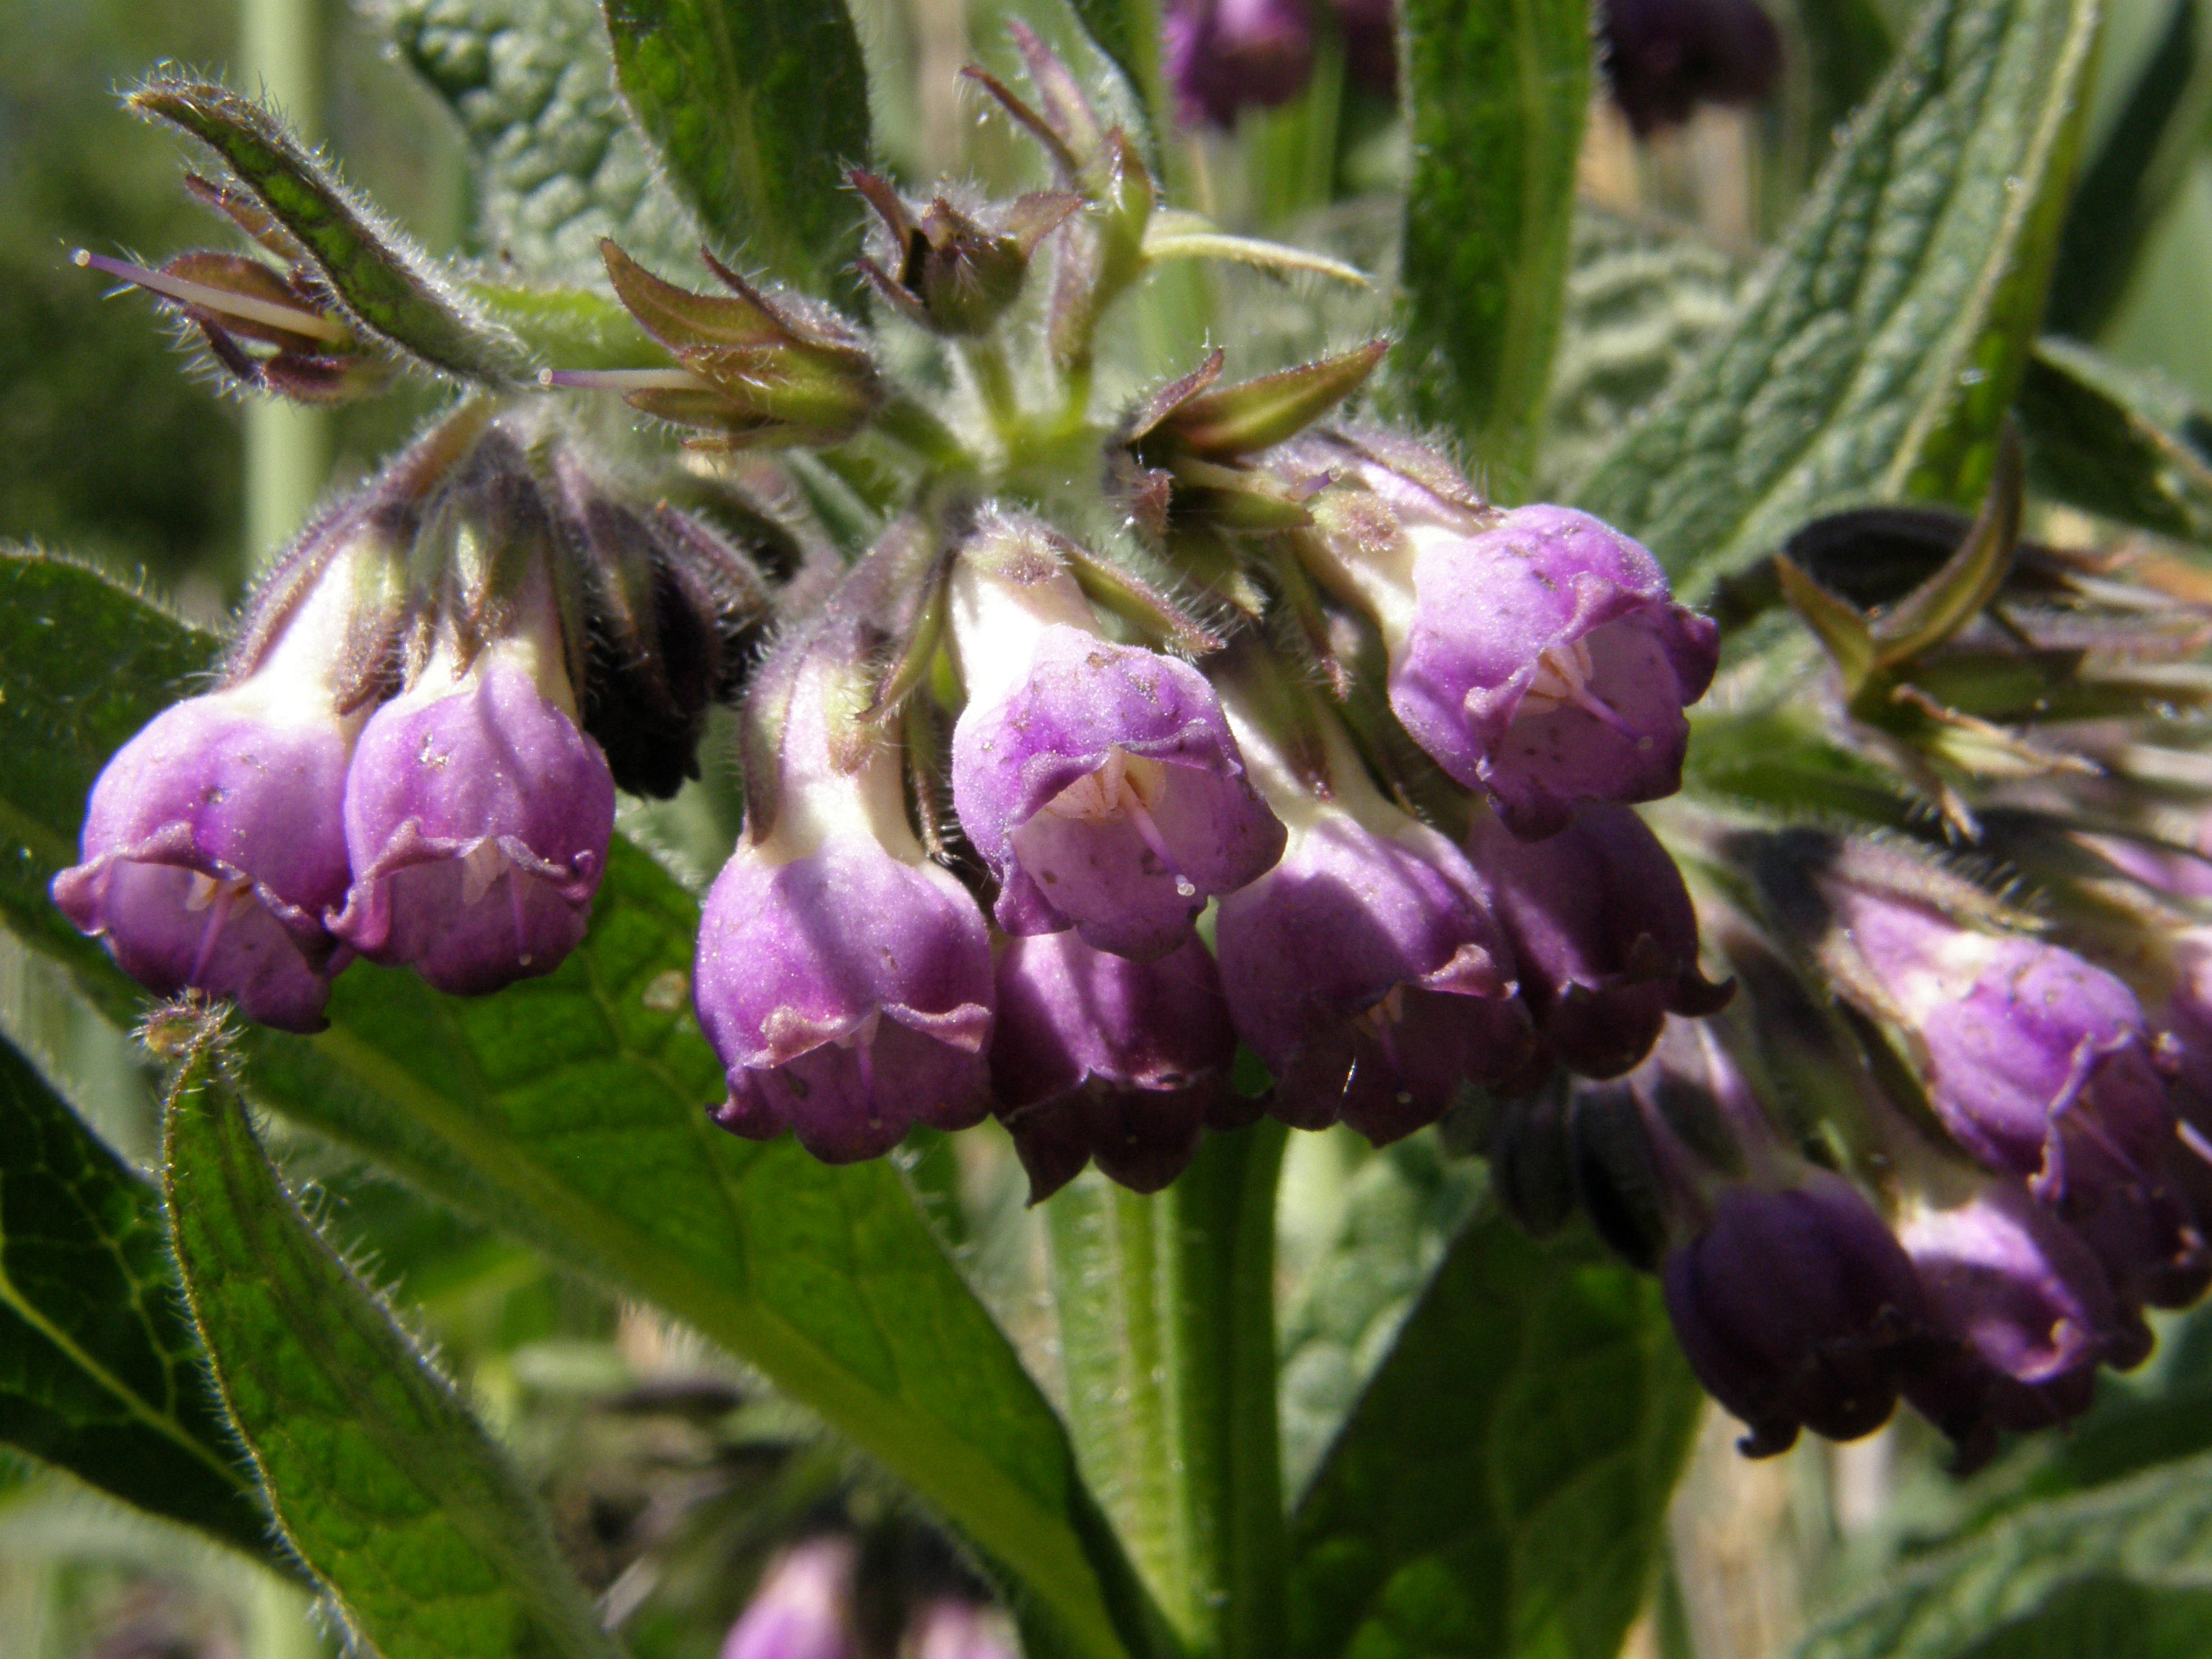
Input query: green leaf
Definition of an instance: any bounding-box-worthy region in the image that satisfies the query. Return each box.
[1573,0,2101,599]
[161,1030,621,1659]
[1390,0,1591,492]
[2045,0,2212,340]
[2018,336,2212,540]
[0,551,1154,1659]
[387,0,698,284]
[1794,1448,2212,1659]
[1539,207,1745,495]
[601,0,872,294]
[0,1034,267,1557]
[1287,1212,1700,1659]
[129,78,532,382]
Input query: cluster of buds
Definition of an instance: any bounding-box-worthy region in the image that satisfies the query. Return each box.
[55,407,768,1029]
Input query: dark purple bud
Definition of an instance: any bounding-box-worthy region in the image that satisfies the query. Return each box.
[1663,1170,1929,1457]
[1467,803,1730,1078]
[992,931,1236,1200]
[1332,0,1398,94]
[1601,0,1784,137]
[1214,711,1534,1143]
[949,521,1284,961]
[697,648,994,1164]
[1292,440,1717,838]
[1164,0,1318,127]
[1894,1177,2134,1462]
[53,500,409,1031]
[723,1537,857,1659]
[906,1599,1019,1659]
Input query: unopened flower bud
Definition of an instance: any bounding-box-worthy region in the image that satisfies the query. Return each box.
[724,1537,858,1659]
[1664,1169,1930,1457]
[332,443,615,994]
[991,931,1236,1200]
[1213,697,1534,1143]
[1164,0,1318,128]
[853,173,1079,337]
[1467,803,1729,1078]
[53,495,413,1030]
[697,627,994,1163]
[1601,0,1784,137]
[948,516,1285,961]
[1285,436,1718,838]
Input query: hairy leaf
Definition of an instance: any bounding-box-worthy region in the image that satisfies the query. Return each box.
[603,0,872,293]
[2018,336,2212,541]
[387,0,698,283]
[163,1033,620,1658]
[1574,0,2101,599]
[1287,1213,1700,1659]
[130,78,531,382]
[0,550,1154,1659]
[1794,1447,2212,1659]
[1390,0,1591,490]
[0,1035,266,1556]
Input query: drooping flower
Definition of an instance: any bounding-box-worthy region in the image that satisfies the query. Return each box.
[1467,801,1729,1078]
[697,618,995,1164]
[1664,1169,1931,1456]
[991,930,1238,1199]
[54,488,415,1032]
[948,513,1284,961]
[1894,1176,2136,1463]
[722,1537,858,1659]
[904,1599,1020,1659]
[332,439,615,996]
[1285,436,1718,839]
[1213,691,1532,1142]
[1164,0,1318,127]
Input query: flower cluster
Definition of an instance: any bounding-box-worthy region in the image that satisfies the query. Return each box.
[55,410,766,1029]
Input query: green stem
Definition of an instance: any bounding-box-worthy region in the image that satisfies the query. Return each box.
[1046,1121,1290,1659]
[963,338,1025,438]
[241,0,328,567]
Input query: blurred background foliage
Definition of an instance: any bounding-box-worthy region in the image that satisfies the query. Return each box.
[16,0,2212,1653]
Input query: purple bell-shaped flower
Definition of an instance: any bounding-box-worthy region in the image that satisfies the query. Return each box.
[948,513,1284,961]
[697,635,996,1164]
[54,493,413,1031]
[721,1536,858,1659]
[991,930,1238,1200]
[1164,0,1318,128]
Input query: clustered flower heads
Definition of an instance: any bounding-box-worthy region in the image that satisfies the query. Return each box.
[56,408,767,1029]
[83,27,2212,1475]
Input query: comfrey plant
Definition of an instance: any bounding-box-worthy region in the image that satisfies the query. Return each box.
[12,0,2212,1647]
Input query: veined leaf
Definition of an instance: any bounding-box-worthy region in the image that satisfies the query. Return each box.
[387,0,698,284]
[1794,1446,2212,1659]
[0,549,1156,1659]
[1287,1212,1700,1659]
[2018,336,2212,541]
[130,78,532,382]
[1390,0,1591,493]
[162,1030,621,1659]
[0,1035,266,1557]
[1574,0,2103,600]
[602,0,872,294]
